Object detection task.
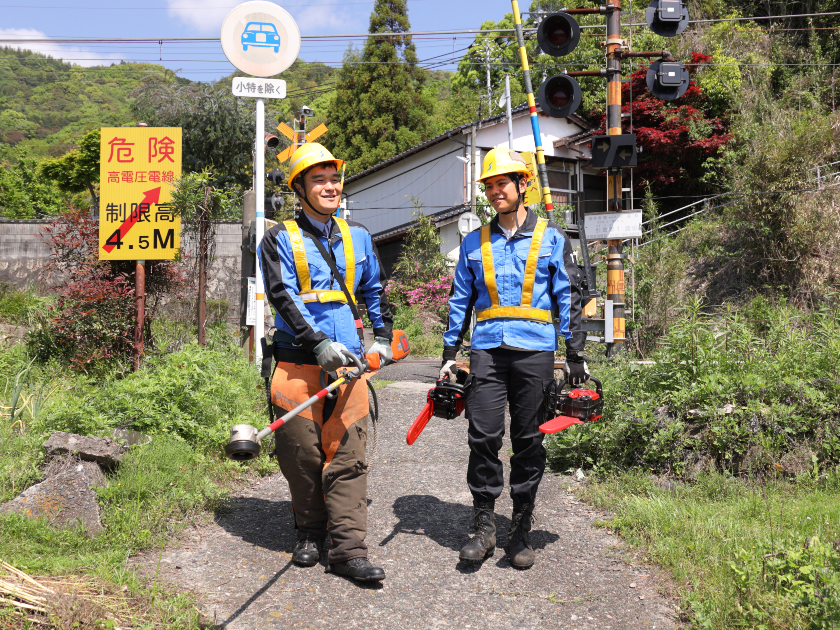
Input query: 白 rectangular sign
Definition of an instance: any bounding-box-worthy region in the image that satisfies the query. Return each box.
[231,78,286,99]
[99,127,182,260]
[584,211,643,240]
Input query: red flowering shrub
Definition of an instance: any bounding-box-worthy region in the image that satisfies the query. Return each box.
[591,52,731,198]
[387,273,452,319]
[33,208,186,373]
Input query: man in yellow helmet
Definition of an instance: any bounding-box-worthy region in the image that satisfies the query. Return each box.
[258,143,393,582]
[441,148,587,570]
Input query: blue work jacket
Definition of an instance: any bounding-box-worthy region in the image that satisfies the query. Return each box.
[259,213,392,357]
[443,210,584,360]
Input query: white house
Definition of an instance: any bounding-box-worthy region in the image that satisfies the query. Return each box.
[342,104,606,276]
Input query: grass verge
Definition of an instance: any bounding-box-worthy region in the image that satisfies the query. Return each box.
[580,471,840,629]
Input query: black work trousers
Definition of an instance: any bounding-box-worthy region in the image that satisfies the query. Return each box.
[465,347,554,510]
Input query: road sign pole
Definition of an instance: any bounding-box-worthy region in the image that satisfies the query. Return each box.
[605,0,625,355]
[254,96,265,366]
[134,260,145,371]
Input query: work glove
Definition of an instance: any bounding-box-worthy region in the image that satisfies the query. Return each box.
[314,340,350,372]
[564,351,590,386]
[368,336,393,365]
[439,359,458,381]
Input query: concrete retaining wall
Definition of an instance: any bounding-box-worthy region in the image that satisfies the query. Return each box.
[0,220,248,326]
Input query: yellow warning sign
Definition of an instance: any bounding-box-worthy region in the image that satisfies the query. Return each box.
[98,127,182,260]
[520,151,542,206]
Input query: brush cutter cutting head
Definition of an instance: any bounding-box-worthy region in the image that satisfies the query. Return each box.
[224,424,262,461]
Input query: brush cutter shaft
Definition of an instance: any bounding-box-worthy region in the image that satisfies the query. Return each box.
[257,349,365,441]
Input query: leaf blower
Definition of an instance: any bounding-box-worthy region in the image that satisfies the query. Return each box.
[224,330,411,461]
[406,368,469,445]
[539,376,603,434]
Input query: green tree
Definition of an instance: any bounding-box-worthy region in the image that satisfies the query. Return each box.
[131,82,254,189]
[39,129,101,208]
[325,0,435,174]
[0,147,65,218]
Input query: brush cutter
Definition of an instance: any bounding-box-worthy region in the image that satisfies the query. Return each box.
[224,330,410,461]
[406,368,469,445]
[539,376,603,434]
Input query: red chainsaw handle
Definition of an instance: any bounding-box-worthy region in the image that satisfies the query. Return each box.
[539,415,585,434]
[406,400,434,445]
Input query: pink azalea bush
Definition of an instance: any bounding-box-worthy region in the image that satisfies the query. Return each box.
[387,272,452,319]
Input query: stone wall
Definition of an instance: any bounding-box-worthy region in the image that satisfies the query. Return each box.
[0,220,248,326]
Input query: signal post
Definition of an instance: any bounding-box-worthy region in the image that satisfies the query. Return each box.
[513,0,690,355]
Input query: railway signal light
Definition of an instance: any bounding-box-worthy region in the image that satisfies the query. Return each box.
[645,0,689,37]
[264,192,285,217]
[264,132,280,149]
[536,12,583,119]
[536,12,580,57]
[591,134,638,169]
[538,74,582,119]
[646,59,689,100]
[267,168,285,186]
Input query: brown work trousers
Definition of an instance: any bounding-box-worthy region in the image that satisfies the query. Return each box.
[273,410,369,564]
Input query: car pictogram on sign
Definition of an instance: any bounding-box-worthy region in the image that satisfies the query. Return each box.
[242,22,280,52]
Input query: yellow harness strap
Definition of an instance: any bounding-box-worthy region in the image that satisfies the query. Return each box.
[476,218,552,324]
[283,218,356,304]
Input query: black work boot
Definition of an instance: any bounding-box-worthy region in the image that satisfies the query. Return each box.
[292,535,325,567]
[508,504,535,569]
[459,501,496,562]
[329,557,386,582]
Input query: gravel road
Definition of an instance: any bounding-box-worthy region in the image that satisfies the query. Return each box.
[134,362,679,629]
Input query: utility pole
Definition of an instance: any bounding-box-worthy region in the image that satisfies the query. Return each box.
[470,125,478,214]
[505,74,514,149]
[604,0,626,356]
[483,41,493,115]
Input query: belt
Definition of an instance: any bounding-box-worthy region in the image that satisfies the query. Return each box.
[273,344,319,366]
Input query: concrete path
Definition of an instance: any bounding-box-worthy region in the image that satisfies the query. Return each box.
[135,363,678,630]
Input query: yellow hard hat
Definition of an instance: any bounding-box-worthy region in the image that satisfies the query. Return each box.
[287,143,344,189]
[477,148,531,184]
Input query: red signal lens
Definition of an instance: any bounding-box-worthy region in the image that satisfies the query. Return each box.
[548,84,571,107]
[546,19,570,46]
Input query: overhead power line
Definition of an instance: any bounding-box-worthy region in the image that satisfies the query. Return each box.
[2,9,840,46]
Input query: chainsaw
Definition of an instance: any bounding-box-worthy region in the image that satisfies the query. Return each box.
[406,368,469,445]
[539,376,604,434]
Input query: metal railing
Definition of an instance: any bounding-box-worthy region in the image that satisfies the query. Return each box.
[812,160,840,188]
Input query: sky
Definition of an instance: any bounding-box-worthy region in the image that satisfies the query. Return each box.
[0,0,511,82]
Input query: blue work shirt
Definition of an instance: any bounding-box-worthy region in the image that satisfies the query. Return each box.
[259,213,392,357]
[443,209,584,360]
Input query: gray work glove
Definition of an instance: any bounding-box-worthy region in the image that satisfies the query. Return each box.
[439,359,458,381]
[314,339,350,372]
[564,351,590,386]
[368,336,393,365]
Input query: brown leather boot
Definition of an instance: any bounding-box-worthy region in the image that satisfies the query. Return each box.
[508,505,535,569]
[459,501,496,561]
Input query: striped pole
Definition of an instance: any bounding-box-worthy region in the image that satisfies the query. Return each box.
[511,0,554,223]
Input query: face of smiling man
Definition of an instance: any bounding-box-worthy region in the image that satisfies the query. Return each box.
[483,174,528,216]
[296,164,341,220]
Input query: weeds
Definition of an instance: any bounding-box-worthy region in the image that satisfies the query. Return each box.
[581,471,840,629]
[547,296,840,476]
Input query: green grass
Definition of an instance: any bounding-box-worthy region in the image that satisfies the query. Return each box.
[0,335,272,628]
[0,282,51,325]
[581,472,840,629]
[392,305,444,358]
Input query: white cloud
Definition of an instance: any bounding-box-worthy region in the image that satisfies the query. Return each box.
[0,28,122,67]
[165,0,241,33]
[165,0,365,36]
